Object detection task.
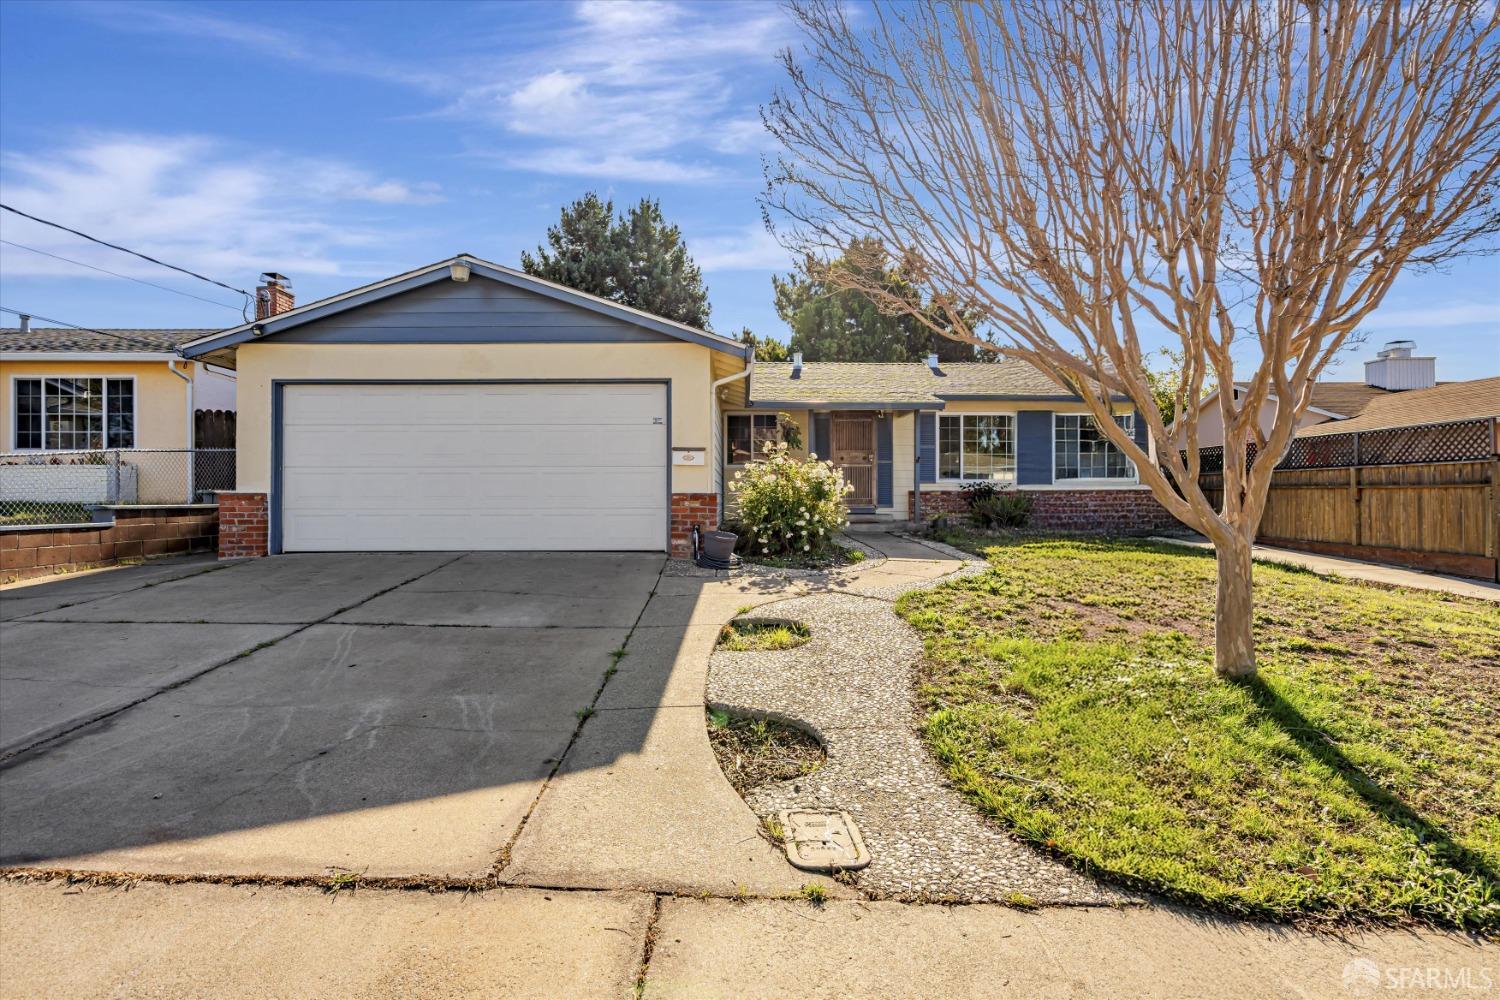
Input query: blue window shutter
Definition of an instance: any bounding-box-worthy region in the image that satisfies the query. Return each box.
[918,412,937,483]
[1017,410,1053,485]
[876,415,893,506]
[1132,408,1149,450]
[812,414,831,461]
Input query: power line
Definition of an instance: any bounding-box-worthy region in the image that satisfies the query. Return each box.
[0,202,253,303]
[0,239,244,312]
[0,305,179,353]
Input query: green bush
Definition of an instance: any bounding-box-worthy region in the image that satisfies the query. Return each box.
[729,441,851,556]
[960,481,1032,529]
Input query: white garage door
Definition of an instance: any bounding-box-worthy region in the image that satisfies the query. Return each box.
[280,383,668,551]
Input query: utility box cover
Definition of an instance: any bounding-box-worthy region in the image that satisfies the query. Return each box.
[779,809,871,873]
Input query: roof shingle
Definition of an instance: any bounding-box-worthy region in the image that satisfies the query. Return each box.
[1298,377,1500,436]
[749,360,1076,406]
[0,327,215,353]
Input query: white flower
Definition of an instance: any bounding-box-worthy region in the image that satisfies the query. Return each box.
[803,544,811,551]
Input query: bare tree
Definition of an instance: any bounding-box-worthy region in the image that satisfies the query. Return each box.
[764,0,1500,678]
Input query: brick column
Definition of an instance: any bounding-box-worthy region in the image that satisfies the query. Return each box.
[670,492,719,557]
[217,492,269,558]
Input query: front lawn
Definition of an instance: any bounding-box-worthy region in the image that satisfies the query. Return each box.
[897,533,1499,929]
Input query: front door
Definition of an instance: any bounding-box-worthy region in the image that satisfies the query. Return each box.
[831,412,876,508]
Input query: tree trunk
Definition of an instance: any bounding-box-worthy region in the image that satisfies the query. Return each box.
[1214,534,1257,679]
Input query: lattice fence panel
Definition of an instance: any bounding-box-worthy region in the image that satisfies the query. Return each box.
[1357,419,1492,466]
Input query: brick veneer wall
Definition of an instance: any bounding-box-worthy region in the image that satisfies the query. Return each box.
[670,492,719,557]
[1,505,218,582]
[908,488,1181,535]
[217,492,269,559]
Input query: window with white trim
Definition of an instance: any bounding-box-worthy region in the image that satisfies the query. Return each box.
[13,377,135,450]
[938,413,1015,481]
[726,413,780,463]
[1054,413,1134,480]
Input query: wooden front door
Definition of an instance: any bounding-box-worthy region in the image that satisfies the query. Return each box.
[831,413,876,508]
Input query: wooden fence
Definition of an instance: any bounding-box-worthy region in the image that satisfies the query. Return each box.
[1192,418,1499,581]
[194,409,236,449]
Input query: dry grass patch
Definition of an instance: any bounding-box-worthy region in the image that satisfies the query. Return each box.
[717,619,812,652]
[706,709,824,795]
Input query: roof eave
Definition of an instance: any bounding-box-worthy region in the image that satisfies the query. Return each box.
[180,256,747,360]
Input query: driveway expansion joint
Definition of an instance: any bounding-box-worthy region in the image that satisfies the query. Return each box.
[0,553,469,767]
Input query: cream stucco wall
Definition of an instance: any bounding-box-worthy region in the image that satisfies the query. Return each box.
[0,359,195,451]
[1175,393,1332,450]
[231,341,721,494]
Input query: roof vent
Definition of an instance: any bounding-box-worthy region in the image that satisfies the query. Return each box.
[1365,339,1434,390]
[17,313,29,334]
[926,352,940,369]
[791,352,803,378]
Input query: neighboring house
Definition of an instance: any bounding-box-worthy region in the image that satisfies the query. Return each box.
[1294,375,1500,440]
[1177,340,1441,449]
[0,323,235,453]
[181,254,1176,559]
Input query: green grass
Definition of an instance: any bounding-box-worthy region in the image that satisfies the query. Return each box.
[717,619,812,652]
[0,502,90,526]
[896,532,1500,930]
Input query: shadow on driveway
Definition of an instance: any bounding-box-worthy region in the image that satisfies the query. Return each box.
[0,551,692,879]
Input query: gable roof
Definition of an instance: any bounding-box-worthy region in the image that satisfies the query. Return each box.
[747,360,1110,409]
[1,327,212,354]
[1302,382,1398,419]
[1297,377,1500,436]
[179,255,748,366]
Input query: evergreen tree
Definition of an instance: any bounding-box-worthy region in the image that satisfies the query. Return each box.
[521,193,712,329]
[738,327,791,361]
[774,239,991,362]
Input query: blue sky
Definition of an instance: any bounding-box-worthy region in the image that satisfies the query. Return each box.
[1,0,1496,381]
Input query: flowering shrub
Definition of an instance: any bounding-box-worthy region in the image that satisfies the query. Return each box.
[728,441,851,556]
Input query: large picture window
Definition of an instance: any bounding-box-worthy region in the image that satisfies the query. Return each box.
[13,377,135,450]
[1054,413,1134,480]
[726,413,780,463]
[938,413,1015,481]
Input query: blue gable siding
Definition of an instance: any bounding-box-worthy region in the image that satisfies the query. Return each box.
[1017,410,1053,485]
[918,412,937,483]
[876,415,893,507]
[274,278,679,345]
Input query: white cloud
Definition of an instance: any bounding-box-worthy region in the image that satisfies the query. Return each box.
[0,133,442,283]
[692,224,794,272]
[455,0,795,180]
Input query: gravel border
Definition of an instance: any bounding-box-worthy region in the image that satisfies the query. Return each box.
[706,532,1119,905]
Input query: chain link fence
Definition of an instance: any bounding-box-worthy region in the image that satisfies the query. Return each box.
[0,449,235,526]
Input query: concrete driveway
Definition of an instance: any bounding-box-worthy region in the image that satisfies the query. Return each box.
[0,551,669,878]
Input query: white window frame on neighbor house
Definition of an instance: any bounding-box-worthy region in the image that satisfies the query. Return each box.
[938,411,1018,482]
[1052,411,1137,483]
[725,412,782,464]
[10,375,137,451]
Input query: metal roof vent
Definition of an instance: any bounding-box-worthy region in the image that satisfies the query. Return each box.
[791,352,803,378]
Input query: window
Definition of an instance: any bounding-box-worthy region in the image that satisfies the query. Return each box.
[12,377,135,450]
[1054,413,1135,480]
[726,413,781,463]
[938,413,1015,481]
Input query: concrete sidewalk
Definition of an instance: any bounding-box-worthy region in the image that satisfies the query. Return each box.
[1150,535,1500,602]
[3,879,1491,999]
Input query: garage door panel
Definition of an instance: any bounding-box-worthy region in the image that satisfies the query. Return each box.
[280,384,669,552]
[286,426,663,467]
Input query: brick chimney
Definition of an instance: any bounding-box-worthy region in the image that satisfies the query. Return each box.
[255,272,294,319]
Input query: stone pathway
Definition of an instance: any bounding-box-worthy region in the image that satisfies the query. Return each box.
[707,531,1115,904]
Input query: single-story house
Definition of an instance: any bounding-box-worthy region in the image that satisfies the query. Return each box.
[1177,340,1442,449]
[179,255,1176,559]
[1,322,237,505]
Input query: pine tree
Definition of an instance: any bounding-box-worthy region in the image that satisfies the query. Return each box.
[520,194,712,329]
